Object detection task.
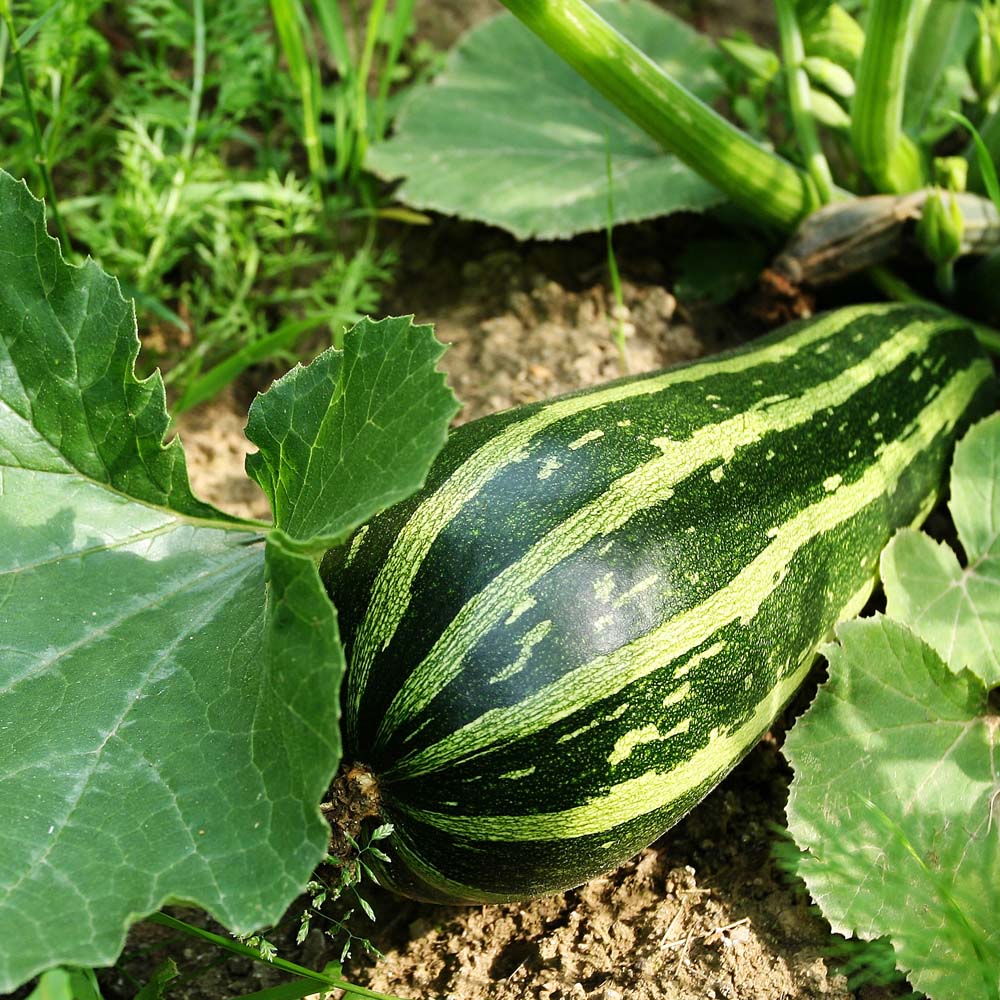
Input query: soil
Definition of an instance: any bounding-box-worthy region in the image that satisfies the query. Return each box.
[175,390,272,521]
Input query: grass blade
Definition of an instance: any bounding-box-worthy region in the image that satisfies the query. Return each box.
[270,0,326,186]
[374,0,416,138]
[0,0,72,252]
[313,0,352,77]
[950,110,1000,212]
[15,0,68,48]
[903,0,977,139]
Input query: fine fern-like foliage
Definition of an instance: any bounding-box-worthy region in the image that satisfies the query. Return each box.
[0,0,392,408]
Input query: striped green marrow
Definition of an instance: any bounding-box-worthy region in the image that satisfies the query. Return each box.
[321,303,996,904]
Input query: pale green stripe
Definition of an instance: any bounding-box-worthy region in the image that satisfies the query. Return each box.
[387,359,986,784]
[397,364,975,844]
[398,638,818,841]
[374,315,942,747]
[346,304,891,734]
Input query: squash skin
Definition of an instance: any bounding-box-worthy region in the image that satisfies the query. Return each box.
[322,304,996,903]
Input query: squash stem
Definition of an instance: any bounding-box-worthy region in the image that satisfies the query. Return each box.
[497,0,818,230]
[851,0,925,192]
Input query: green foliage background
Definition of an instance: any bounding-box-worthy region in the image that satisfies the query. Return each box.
[0,0,391,408]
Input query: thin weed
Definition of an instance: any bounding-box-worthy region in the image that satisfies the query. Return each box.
[298,824,396,965]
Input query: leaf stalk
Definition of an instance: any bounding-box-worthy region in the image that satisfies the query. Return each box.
[774,0,835,203]
[851,0,925,192]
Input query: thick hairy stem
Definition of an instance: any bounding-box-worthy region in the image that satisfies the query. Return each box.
[498,0,818,230]
[851,0,925,192]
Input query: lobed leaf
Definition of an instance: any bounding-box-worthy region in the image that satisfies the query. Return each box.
[245,315,458,549]
[785,616,1000,1000]
[0,175,221,520]
[882,413,1000,686]
[367,0,724,239]
[0,172,449,990]
[0,170,458,991]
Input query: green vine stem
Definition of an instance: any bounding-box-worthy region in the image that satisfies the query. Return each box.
[147,913,404,1000]
[497,0,818,229]
[851,0,925,192]
[774,0,835,203]
[0,0,72,254]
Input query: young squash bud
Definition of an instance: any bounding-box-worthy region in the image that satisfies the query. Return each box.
[917,156,969,271]
[934,156,968,195]
[917,188,965,267]
[719,36,780,84]
[803,55,855,99]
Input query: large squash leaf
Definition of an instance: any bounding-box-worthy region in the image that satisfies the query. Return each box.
[0,173,455,990]
[785,617,1000,999]
[786,416,1000,998]
[367,0,725,239]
